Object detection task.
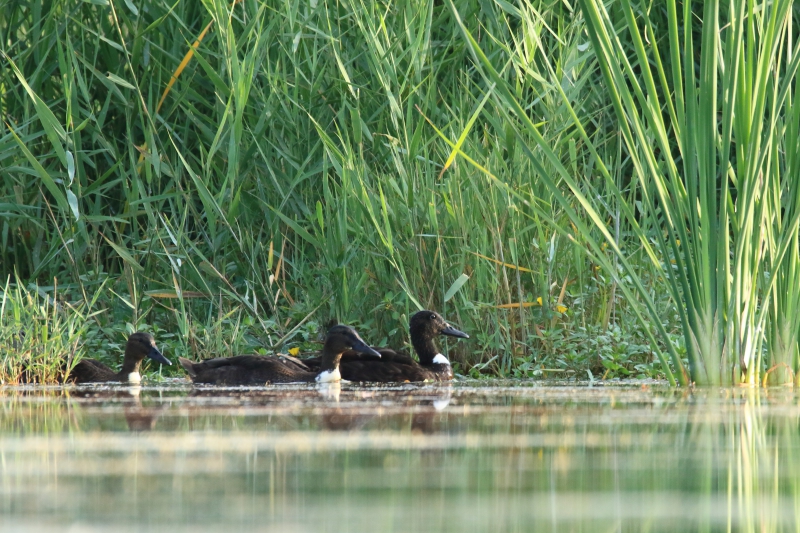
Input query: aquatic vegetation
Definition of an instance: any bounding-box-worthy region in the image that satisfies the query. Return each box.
[0,0,645,379]
[1,0,798,384]
[573,0,800,385]
[450,0,800,385]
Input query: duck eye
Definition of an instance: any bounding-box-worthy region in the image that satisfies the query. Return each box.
[429,314,436,320]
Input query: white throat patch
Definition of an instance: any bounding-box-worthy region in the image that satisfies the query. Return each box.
[316,367,342,383]
[126,372,142,384]
[432,353,450,365]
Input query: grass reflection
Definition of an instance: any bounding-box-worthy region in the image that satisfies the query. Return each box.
[0,385,798,531]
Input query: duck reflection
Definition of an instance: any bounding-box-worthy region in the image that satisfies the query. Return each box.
[410,384,452,434]
[318,382,377,431]
[317,382,341,402]
[187,387,327,406]
[70,385,165,432]
[122,387,162,431]
[318,384,454,433]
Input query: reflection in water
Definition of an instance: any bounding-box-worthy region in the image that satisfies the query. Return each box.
[317,381,342,402]
[0,383,798,532]
[122,386,163,431]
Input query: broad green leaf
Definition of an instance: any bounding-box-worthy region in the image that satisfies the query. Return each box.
[440,86,494,176]
[6,56,67,167]
[316,201,324,233]
[101,234,144,271]
[191,48,231,99]
[5,123,70,214]
[123,0,139,15]
[66,151,75,185]
[83,215,130,223]
[106,73,135,89]
[270,208,321,248]
[66,190,80,221]
[444,273,470,302]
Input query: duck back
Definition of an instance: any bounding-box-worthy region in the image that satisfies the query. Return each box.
[338,357,433,382]
[302,349,435,382]
[179,355,318,385]
[67,359,118,383]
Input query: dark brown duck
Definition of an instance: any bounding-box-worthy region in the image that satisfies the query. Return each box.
[66,332,171,384]
[178,325,380,386]
[301,310,468,382]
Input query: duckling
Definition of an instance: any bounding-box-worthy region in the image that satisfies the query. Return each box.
[302,310,468,382]
[66,332,171,384]
[178,325,380,386]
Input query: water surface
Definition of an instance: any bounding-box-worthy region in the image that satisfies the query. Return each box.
[0,381,798,532]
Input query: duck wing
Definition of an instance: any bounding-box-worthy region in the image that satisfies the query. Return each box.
[301,349,432,383]
[66,359,117,383]
[341,358,434,382]
[355,348,416,365]
[302,348,415,369]
[277,353,312,372]
[179,355,313,385]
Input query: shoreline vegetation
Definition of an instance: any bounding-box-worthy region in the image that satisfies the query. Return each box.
[1,0,798,385]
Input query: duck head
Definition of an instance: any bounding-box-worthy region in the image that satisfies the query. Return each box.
[126,332,172,366]
[409,311,469,365]
[317,325,380,382]
[409,311,469,340]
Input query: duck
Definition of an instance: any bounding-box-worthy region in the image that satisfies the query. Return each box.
[178,324,380,386]
[65,332,172,384]
[301,310,468,382]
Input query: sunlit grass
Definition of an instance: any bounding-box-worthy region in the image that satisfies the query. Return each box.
[446,0,800,385]
[572,0,800,385]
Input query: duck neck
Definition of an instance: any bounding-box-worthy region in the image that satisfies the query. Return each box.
[315,348,343,383]
[411,330,443,366]
[319,348,342,372]
[117,351,143,382]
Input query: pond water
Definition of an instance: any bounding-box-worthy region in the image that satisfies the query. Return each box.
[0,381,797,532]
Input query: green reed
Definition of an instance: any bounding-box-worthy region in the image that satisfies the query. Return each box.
[2,0,680,377]
[447,0,800,385]
[574,0,800,385]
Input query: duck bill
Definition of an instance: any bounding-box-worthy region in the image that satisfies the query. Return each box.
[147,346,172,365]
[352,339,381,358]
[441,325,469,339]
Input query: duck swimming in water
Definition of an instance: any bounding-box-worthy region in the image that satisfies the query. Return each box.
[301,310,468,382]
[178,325,380,386]
[66,332,171,384]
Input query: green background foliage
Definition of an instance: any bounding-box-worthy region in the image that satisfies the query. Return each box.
[3,0,795,384]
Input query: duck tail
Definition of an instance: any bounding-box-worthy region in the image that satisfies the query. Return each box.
[178,357,198,379]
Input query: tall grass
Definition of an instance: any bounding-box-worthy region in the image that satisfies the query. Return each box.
[446,0,800,385]
[0,277,94,383]
[3,0,663,381]
[20,0,800,383]
[574,0,800,385]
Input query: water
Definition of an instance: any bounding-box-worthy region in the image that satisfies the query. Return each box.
[0,381,798,532]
